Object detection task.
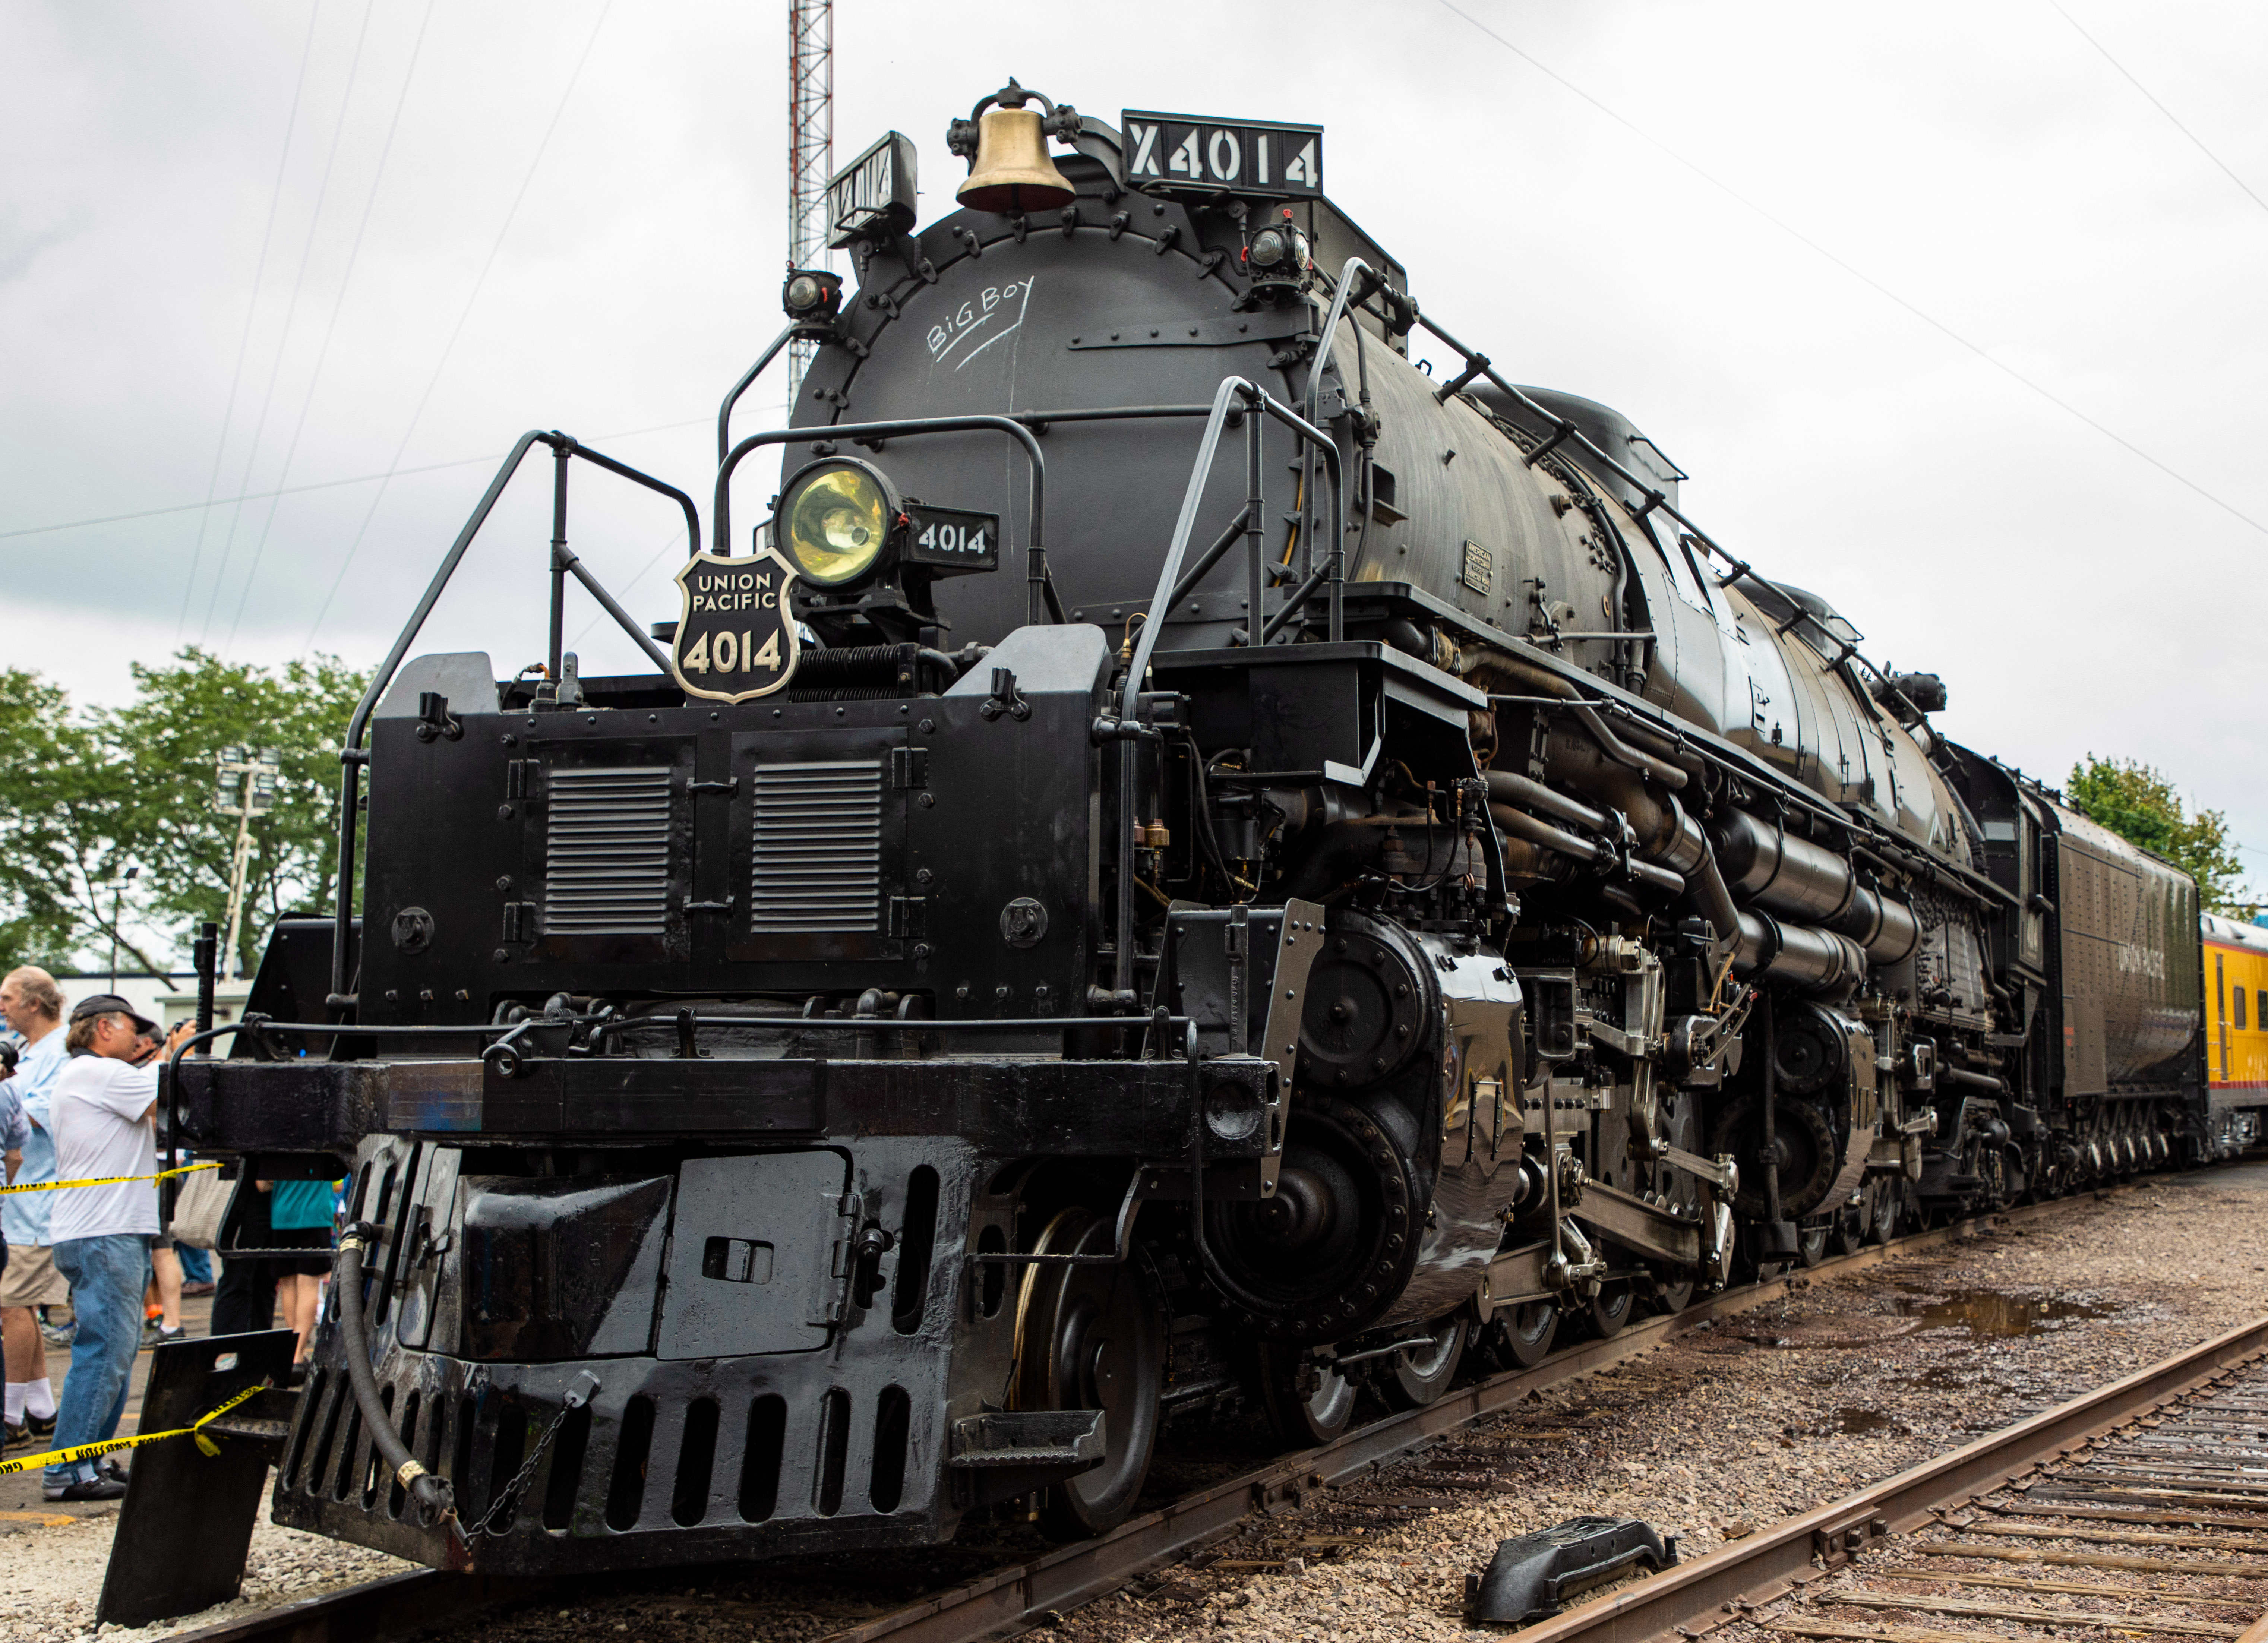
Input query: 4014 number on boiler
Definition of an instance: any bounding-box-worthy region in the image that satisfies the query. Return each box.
[680,628,783,675]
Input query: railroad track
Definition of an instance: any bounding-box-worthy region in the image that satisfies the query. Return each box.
[1523,1312,2268,1642]
[170,1182,2212,1643]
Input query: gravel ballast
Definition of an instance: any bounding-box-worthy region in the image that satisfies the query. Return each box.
[11,1166,2268,1643]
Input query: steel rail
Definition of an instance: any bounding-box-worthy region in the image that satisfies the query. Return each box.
[1513,1309,2268,1640]
[162,1186,2136,1643]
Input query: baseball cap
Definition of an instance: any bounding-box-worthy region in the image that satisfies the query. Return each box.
[69,994,157,1035]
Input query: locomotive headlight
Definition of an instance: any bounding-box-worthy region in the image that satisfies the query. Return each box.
[780,459,896,586]
[782,266,844,322]
[1245,222,1310,282]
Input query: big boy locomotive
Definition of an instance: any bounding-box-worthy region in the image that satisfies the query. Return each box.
[174,82,2240,1576]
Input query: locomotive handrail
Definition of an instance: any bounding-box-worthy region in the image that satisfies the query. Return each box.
[327,431,702,1002]
[1402,309,1954,721]
[1118,377,1342,723]
[1113,375,1344,995]
[717,324,797,464]
[716,414,1061,625]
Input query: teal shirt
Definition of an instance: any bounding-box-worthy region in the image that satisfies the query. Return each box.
[270,1178,338,1232]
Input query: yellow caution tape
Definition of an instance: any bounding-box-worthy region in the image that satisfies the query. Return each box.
[0,1381,265,1475]
[0,1160,222,1196]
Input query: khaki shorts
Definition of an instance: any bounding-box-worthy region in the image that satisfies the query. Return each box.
[0,1243,71,1309]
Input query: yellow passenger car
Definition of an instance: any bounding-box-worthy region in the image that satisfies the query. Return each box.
[2202,915,2268,1105]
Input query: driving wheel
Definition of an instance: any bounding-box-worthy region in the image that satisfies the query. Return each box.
[1011,1210,1165,1539]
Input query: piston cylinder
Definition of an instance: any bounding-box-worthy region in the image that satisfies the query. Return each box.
[1712,810,1854,925]
[1734,910,1867,995]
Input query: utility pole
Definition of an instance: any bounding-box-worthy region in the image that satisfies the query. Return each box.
[787,0,832,399]
[107,866,139,992]
[212,746,280,980]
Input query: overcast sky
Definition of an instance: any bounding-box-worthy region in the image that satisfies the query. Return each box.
[3,0,2263,891]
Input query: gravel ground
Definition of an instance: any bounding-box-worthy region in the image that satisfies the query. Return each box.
[0,1493,405,1643]
[1708,1352,2268,1642]
[1039,1168,2268,1643]
[10,1166,2268,1643]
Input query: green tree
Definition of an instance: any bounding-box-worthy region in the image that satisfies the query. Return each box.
[0,650,369,977]
[110,649,370,976]
[0,667,147,971]
[2067,754,2256,916]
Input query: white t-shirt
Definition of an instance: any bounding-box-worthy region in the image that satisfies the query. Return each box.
[46,1054,160,1243]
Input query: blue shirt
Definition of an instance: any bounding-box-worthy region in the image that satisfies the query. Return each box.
[3,1031,69,1246]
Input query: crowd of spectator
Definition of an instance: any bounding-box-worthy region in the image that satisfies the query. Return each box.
[0,965,338,1503]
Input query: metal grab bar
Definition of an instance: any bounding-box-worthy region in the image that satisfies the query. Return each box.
[1112,376,1343,996]
[327,432,702,1002]
[715,414,1059,625]
[717,324,798,464]
[1406,309,1941,713]
[1118,377,1342,722]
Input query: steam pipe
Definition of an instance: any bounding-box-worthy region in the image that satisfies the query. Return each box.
[1570,704,1688,792]
[1488,802,1601,865]
[1484,770,1609,834]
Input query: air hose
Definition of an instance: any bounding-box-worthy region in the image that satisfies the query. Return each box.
[334,1222,453,1527]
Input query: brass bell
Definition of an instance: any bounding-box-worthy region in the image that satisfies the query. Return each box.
[957,107,1074,214]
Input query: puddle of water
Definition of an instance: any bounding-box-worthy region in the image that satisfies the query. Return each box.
[1892,1289,2110,1339]
[1835,1407,1901,1436]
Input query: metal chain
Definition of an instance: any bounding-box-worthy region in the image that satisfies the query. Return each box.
[451,1373,599,1542]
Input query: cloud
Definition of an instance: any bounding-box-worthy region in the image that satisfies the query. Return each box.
[2,0,2264,872]
[0,203,79,285]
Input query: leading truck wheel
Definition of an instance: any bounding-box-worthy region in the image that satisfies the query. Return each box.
[1797,1223,1830,1268]
[1012,1210,1166,1539]
[1258,1343,1357,1446]
[1585,1280,1634,1340]
[1382,1316,1466,1410]
[1477,1301,1558,1369]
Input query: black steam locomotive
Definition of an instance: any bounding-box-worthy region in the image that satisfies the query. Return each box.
[175,82,2226,1577]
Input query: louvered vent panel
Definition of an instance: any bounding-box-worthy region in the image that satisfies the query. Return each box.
[543,767,672,935]
[752,761,883,934]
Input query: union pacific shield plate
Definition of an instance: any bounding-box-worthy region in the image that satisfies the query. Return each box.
[670,548,801,703]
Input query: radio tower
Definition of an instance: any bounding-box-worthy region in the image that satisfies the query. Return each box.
[787,0,832,399]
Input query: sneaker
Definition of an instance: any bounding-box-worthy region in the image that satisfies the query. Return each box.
[2,1422,26,1450]
[42,1475,126,1503]
[38,1320,75,1349]
[25,1411,54,1441]
[99,1457,127,1484]
[181,1281,215,1297]
[144,1324,187,1352]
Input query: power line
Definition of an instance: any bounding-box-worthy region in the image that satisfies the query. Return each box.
[2045,0,2268,220]
[0,414,708,542]
[224,0,439,650]
[1432,0,2268,541]
[175,3,323,639]
[198,0,379,644]
[302,0,617,649]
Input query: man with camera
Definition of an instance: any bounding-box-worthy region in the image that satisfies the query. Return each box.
[40,995,190,1502]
